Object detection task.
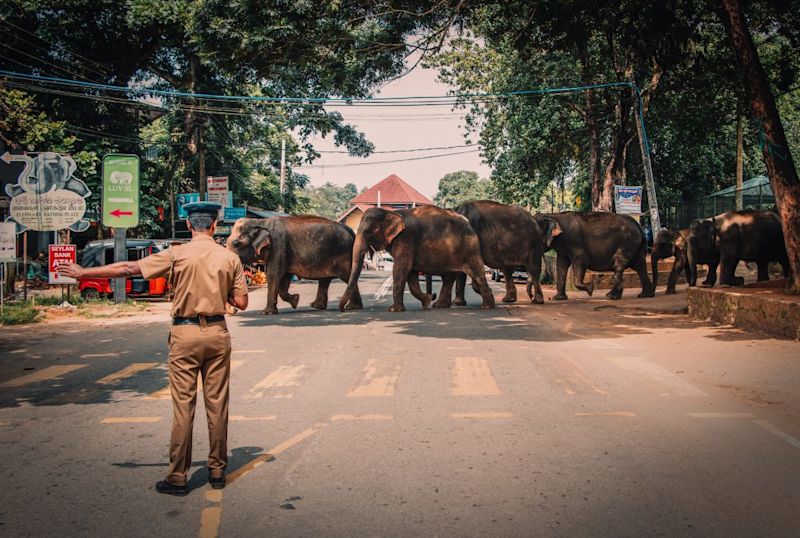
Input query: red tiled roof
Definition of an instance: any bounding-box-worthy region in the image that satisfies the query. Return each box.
[350,174,434,206]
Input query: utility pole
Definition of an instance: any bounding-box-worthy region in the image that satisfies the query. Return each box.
[735,113,744,210]
[279,138,286,211]
[198,122,207,200]
[633,87,661,232]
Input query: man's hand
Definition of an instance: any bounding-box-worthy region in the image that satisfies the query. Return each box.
[61,263,85,279]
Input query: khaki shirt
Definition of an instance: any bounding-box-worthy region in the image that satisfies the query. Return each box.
[139,235,248,318]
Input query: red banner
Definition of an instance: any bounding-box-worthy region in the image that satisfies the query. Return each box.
[49,244,77,284]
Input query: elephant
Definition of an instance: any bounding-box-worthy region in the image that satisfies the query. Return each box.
[448,200,546,305]
[686,219,721,287]
[227,216,362,314]
[533,211,654,300]
[690,210,789,287]
[651,228,690,295]
[338,205,496,312]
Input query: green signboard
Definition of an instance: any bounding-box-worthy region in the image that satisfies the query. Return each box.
[102,154,140,228]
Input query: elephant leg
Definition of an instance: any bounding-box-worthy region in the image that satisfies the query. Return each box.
[277,274,299,309]
[667,253,686,295]
[606,269,625,300]
[702,262,718,286]
[433,274,456,308]
[310,278,332,310]
[501,269,517,303]
[389,256,412,312]
[553,253,570,300]
[571,260,594,296]
[720,254,744,286]
[527,251,544,305]
[453,273,468,306]
[633,256,654,298]
[756,261,769,281]
[263,272,281,314]
[465,263,495,309]
[424,274,437,301]
[407,272,433,309]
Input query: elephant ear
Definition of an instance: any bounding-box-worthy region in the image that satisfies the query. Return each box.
[251,226,272,259]
[541,218,562,248]
[383,212,405,245]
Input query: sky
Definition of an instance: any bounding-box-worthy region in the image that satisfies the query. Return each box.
[294,61,492,200]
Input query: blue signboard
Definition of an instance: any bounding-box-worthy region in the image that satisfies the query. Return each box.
[177,192,200,218]
[224,207,247,221]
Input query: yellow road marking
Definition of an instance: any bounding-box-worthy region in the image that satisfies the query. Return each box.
[80,352,121,358]
[347,359,402,397]
[330,414,393,421]
[450,357,501,396]
[540,358,607,396]
[229,415,277,422]
[753,420,800,450]
[1,364,88,387]
[575,411,636,417]
[198,422,329,537]
[95,363,158,385]
[245,364,308,399]
[451,412,513,419]
[687,412,754,418]
[608,357,708,397]
[147,360,243,400]
[100,416,162,424]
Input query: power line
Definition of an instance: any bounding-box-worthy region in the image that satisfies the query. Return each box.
[0,69,636,105]
[298,148,480,169]
[317,144,473,154]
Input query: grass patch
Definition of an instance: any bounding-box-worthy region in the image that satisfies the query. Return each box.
[0,303,41,325]
[76,299,149,319]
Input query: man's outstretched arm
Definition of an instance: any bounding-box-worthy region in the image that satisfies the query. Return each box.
[61,261,142,280]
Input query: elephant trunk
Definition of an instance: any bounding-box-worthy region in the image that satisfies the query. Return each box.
[686,244,697,287]
[339,234,368,311]
[651,252,661,291]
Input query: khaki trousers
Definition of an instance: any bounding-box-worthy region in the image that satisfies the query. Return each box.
[166,321,231,486]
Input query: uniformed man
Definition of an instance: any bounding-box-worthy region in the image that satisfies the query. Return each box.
[62,202,249,496]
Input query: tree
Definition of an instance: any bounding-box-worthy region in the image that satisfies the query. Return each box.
[716,0,800,293]
[434,170,493,208]
[306,183,358,220]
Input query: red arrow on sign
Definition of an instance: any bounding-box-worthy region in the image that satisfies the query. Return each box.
[110,209,133,217]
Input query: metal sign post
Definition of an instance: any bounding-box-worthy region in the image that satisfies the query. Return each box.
[633,87,661,232]
[102,154,140,304]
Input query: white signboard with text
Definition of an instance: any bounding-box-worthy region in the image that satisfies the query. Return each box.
[0,221,16,262]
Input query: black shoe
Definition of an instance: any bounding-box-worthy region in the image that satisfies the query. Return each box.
[209,474,225,490]
[155,480,188,496]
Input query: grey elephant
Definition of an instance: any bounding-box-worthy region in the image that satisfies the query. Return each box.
[689,210,789,286]
[227,216,362,314]
[533,211,653,300]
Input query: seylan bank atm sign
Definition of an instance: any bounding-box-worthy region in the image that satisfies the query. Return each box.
[102,154,140,228]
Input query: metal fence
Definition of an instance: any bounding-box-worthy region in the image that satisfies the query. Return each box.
[662,184,775,229]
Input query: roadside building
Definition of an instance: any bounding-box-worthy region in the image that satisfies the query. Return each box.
[337,173,434,231]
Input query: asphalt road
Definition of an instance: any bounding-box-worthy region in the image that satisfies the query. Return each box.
[1,271,799,537]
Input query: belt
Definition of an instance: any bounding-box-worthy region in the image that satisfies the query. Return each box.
[172,315,225,325]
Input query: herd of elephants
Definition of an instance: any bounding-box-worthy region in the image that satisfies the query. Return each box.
[225,200,791,315]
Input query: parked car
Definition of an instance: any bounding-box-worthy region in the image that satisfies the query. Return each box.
[491,266,527,282]
[78,239,178,300]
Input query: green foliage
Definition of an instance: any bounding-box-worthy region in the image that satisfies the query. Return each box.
[0,303,40,325]
[306,182,358,220]
[434,170,492,208]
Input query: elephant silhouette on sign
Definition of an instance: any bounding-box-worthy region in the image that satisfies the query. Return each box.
[4,152,92,233]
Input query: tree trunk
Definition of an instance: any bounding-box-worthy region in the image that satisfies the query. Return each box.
[735,111,744,210]
[600,90,632,212]
[586,90,603,211]
[717,0,800,293]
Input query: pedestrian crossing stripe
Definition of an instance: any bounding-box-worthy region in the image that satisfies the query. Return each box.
[347,359,402,397]
[244,364,309,399]
[450,357,502,396]
[95,363,158,385]
[1,364,88,388]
